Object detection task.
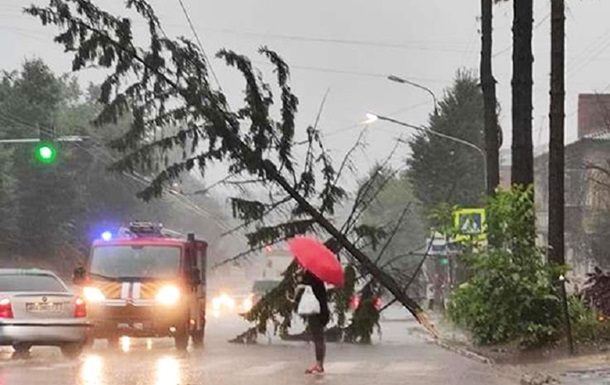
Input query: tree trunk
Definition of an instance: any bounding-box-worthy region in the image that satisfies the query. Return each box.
[262,160,423,313]
[218,115,436,332]
[548,0,565,266]
[481,0,500,196]
[511,0,534,186]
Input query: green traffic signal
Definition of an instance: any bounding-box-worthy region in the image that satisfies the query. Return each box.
[34,142,57,164]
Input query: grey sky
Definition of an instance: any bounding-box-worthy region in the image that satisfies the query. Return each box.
[1,1,609,185]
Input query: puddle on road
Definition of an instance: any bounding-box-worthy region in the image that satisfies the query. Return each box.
[564,368,610,384]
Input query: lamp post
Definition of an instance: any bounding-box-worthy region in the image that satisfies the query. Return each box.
[388,75,439,116]
[364,113,487,190]
[559,273,575,355]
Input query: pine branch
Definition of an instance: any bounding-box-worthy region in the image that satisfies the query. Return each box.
[245,219,316,248]
[220,196,292,237]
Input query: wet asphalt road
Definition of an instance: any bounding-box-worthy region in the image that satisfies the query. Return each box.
[0,314,518,385]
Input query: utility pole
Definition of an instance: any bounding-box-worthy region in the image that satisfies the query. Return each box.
[480,0,501,196]
[548,0,565,266]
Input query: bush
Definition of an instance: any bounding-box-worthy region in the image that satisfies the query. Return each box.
[447,186,563,347]
[448,249,561,346]
[569,296,610,344]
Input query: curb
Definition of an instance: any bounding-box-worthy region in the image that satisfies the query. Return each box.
[434,338,495,365]
[408,326,494,365]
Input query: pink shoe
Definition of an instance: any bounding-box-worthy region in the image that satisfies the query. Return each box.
[305,364,324,374]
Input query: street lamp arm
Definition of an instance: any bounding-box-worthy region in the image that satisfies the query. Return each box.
[375,114,485,157]
[388,75,438,115]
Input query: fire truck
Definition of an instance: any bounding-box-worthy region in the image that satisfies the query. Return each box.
[72,222,207,350]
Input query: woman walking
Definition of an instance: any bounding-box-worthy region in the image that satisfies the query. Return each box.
[286,236,344,375]
[294,269,329,374]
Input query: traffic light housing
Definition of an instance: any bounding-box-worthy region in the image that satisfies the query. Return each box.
[34,142,57,164]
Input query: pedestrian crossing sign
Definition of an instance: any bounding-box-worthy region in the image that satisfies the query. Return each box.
[453,208,486,241]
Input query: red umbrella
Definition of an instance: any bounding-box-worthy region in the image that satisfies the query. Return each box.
[287,236,344,287]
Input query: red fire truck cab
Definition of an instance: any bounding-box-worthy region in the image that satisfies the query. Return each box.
[73,222,207,351]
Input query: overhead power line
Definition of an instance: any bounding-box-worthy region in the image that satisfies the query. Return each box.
[193,27,471,54]
[1,111,238,235]
[176,0,222,91]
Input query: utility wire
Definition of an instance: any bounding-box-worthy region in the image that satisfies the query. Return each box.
[1,111,239,235]
[176,0,222,91]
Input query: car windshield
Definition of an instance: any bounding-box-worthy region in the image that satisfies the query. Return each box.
[90,245,181,279]
[0,274,66,292]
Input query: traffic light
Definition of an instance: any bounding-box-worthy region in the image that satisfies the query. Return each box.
[34,142,57,164]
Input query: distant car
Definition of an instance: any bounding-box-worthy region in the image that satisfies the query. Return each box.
[210,280,282,318]
[251,279,281,304]
[0,269,90,358]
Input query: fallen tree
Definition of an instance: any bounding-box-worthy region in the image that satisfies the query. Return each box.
[26,0,437,336]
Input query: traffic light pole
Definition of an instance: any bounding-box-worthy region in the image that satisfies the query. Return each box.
[0,136,88,144]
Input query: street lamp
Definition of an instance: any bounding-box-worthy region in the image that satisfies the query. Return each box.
[388,75,439,116]
[364,113,487,190]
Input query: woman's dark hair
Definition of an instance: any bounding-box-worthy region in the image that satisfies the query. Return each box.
[302,270,323,286]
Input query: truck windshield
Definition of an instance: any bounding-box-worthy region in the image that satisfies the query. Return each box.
[90,245,181,279]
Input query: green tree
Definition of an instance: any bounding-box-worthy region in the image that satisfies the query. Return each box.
[407,71,485,215]
[0,59,82,254]
[0,147,17,247]
[0,59,233,270]
[448,187,562,347]
[358,167,426,286]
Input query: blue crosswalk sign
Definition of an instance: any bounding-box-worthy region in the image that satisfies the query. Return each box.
[453,208,486,241]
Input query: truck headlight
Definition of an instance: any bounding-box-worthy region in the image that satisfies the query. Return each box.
[83,287,105,302]
[156,286,180,305]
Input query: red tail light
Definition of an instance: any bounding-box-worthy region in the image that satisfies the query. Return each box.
[374,297,383,310]
[74,297,86,318]
[0,298,13,318]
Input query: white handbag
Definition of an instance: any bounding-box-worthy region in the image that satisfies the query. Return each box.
[297,285,320,316]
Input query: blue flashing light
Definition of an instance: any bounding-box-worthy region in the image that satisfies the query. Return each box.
[101,231,112,241]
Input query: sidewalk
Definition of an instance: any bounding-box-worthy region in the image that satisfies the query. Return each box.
[514,351,610,385]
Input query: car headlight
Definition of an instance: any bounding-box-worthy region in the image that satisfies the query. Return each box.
[212,294,235,311]
[156,286,180,305]
[83,287,105,302]
[242,297,253,312]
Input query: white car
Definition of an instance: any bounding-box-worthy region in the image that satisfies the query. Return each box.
[0,269,90,358]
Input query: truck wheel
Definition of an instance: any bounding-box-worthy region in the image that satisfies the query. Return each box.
[191,324,205,348]
[107,336,120,349]
[174,322,189,351]
[61,343,84,359]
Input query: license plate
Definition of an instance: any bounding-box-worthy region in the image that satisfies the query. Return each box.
[26,302,63,312]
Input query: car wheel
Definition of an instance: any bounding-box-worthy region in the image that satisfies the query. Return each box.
[83,335,94,348]
[12,343,31,359]
[174,322,189,351]
[60,343,84,359]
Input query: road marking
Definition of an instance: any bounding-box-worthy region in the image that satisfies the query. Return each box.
[121,282,130,299]
[133,282,142,299]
